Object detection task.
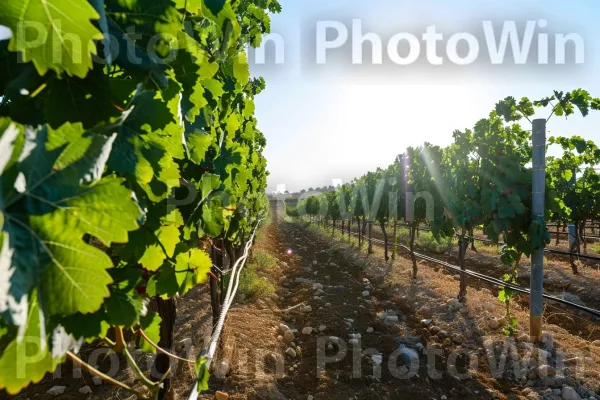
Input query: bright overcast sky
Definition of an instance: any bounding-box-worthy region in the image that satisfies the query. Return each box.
[252,0,600,193]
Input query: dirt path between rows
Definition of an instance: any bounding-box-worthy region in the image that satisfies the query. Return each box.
[193,203,599,400]
[197,204,492,399]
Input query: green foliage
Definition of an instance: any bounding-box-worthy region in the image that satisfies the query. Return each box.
[1,121,141,322]
[296,88,598,263]
[547,135,600,230]
[0,0,280,396]
[0,0,103,78]
[224,249,275,300]
[195,356,211,392]
[502,316,519,337]
[0,295,64,395]
[138,312,162,353]
[406,144,454,240]
[295,88,599,337]
[235,269,275,299]
[250,249,278,272]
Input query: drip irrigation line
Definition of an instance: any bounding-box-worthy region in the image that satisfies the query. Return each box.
[544,248,600,261]
[317,222,600,319]
[187,220,261,400]
[389,222,600,261]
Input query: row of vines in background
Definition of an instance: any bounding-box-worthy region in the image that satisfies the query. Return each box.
[289,89,600,336]
[0,0,280,398]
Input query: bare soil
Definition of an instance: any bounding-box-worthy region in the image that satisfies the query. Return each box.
[5,203,600,400]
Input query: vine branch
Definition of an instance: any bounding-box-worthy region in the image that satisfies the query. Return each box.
[136,329,195,364]
[66,351,149,400]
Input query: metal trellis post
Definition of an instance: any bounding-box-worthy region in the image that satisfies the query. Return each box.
[530,118,546,341]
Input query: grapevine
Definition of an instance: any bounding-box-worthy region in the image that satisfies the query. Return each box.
[0,0,279,397]
[293,89,600,336]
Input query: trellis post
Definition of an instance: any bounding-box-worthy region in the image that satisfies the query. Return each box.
[530,118,546,341]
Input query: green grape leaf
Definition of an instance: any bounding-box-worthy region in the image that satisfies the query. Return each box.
[226,113,241,135]
[0,297,63,394]
[1,123,140,322]
[195,356,211,392]
[0,0,103,78]
[139,225,181,271]
[180,173,221,237]
[203,0,226,15]
[146,266,179,299]
[197,193,233,237]
[118,206,183,271]
[0,118,25,199]
[146,247,211,298]
[500,246,519,266]
[241,120,256,141]
[572,137,587,154]
[507,194,525,215]
[104,289,144,327]
[58,310,110,343]
[186,131,215,165]
[497,287,510,303]
[232,52,250,85]
[200,0,241,40]
[108,86,184,202]
[498,204,515,219]
[105,0,181,60]
[104,267,145,327]
[534,96,555,108]
[138,311,162,353]
[175,247,212,288]
[105,18,168,85]
[495,97,522,122]
[242,99,255,119]
[162,208,185,226]
[174,0,201,12]
[174,32,219,123]
[202,78,225,99]
[106,0,181,37]
[44,68,136,129]
[214,138,248,186]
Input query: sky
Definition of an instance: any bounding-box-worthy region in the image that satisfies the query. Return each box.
[2,2,598,194]
[251,0,600,193]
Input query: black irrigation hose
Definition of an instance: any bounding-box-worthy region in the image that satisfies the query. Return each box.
[546,230,600,241]
[394,222,600,262]
[544,248,600,261]
[318,222,600,319]
[547,223,600,228]
[461,235,600,262]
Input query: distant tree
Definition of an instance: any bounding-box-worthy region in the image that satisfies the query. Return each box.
[308,187,314,192]
[284,190,289,194]
[300,189,306,194]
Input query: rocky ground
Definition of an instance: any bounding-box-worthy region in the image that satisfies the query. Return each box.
[6,203,600,400]
[192,204,600,400]
[365,222,600,344]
